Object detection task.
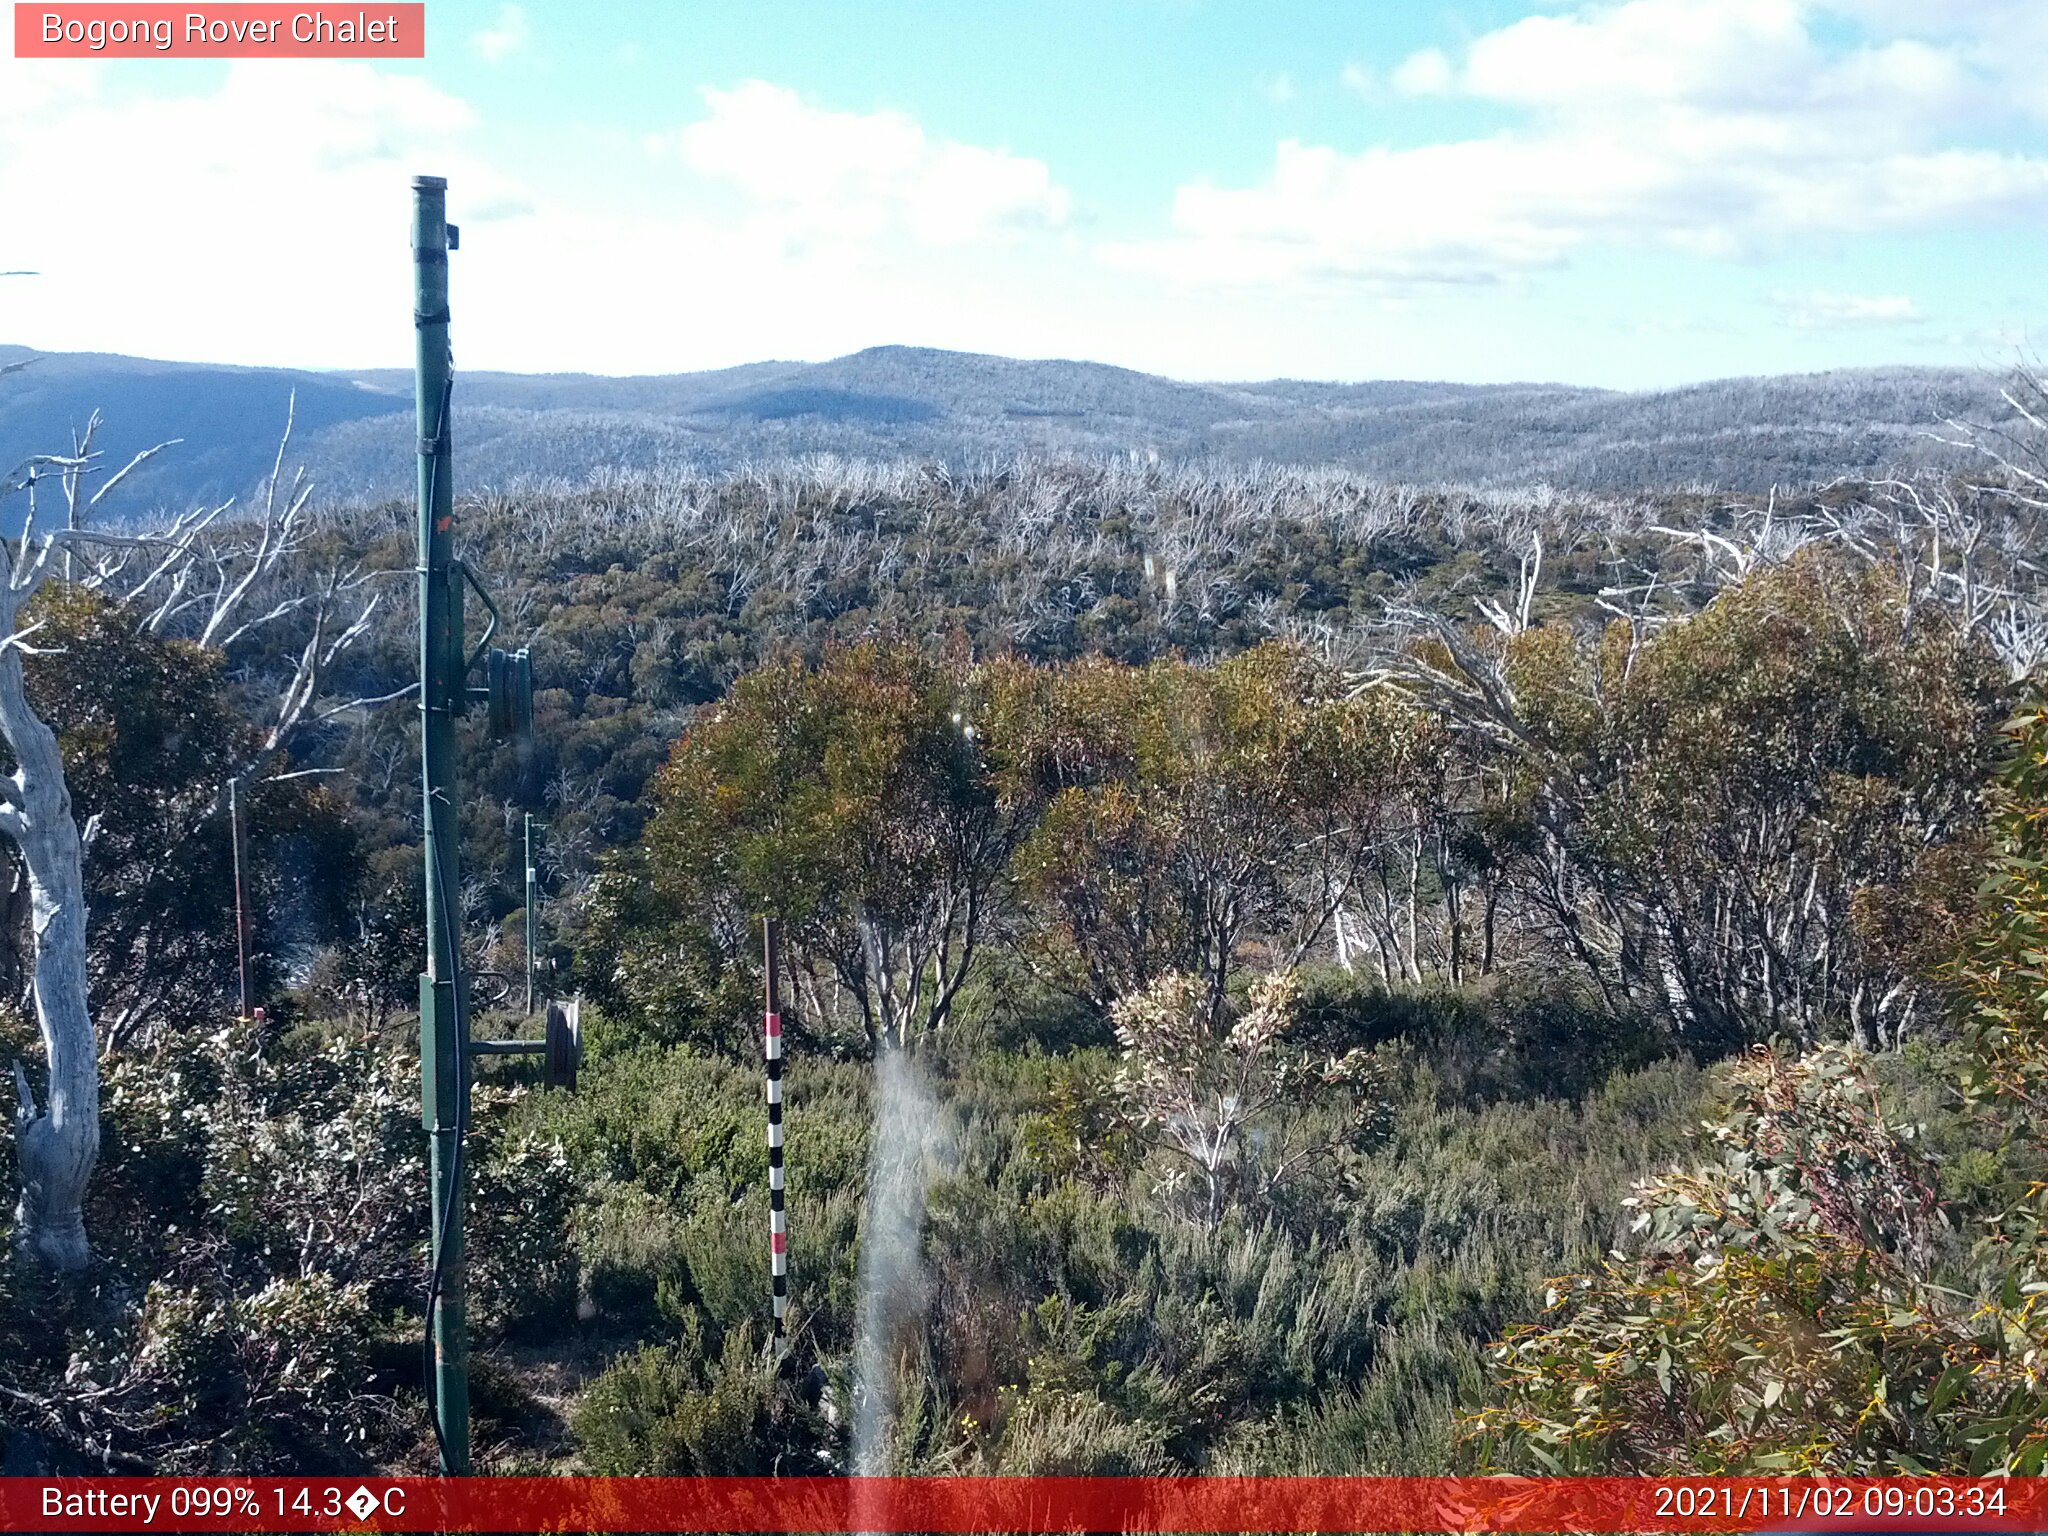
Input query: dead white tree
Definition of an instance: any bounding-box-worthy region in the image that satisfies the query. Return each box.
[1475,529,1543,636]
[3,404,395,1272]
[1,452,109,1271]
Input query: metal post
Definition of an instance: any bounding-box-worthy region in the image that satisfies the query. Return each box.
[764,917,788,1339]
[414,173,469,1476]
[524,813,537,1015]
[228,775,251,1020]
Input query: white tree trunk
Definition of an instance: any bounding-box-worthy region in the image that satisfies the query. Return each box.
[0,418,379,1274]
[0,638,95,1274]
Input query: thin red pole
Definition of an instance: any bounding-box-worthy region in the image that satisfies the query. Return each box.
[229,775,251,1019]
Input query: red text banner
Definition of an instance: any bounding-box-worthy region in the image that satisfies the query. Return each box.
[0,1476,2042,1533]
[13,4,425,58]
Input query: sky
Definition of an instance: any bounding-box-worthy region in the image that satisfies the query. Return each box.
[0,0,2043,388]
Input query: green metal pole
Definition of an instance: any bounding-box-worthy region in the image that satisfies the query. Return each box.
[413,173,469,1476]
[524,813,536,1015]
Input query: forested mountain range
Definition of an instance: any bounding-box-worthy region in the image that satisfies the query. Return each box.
[0,342,2010,514]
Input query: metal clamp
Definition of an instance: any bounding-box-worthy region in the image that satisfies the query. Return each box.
[469,999,580,1089]
[455,559,499,674]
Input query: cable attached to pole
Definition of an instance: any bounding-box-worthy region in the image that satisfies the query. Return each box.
[417,351,466,1477]
[422,836,469,1474]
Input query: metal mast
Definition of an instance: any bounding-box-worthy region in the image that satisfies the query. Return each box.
[411,173,558,1478]
[414,172,470,1476]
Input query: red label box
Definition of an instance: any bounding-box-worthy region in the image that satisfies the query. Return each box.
[13,3,425,57]
[0,1476,2041,1533]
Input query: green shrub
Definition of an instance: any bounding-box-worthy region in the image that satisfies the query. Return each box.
[124,1271,388,1469]
[1295,969,1670,1104]
[992,1388,1173,1474]
[574,1183,694,1332]
[466,1112,578,1341]
[572,1322,824,1474]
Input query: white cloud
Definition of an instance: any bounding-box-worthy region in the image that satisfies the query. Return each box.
[1110,0,2048,289]
[1462,0,1812,107]
[1826,0,2048,121]
[471,4,529,64]
[0,23,2027,387]
[0,67,1081,376]
[1775,290,1923,328]
[1261,72,1296,106]
[1339,61,1374,96]
[1391,48,1454,96]
[0,60,523,366]
[661,81,1070,251]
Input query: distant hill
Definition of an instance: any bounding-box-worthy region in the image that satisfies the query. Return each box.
[0,342,2014,516]
[0,346,406,512]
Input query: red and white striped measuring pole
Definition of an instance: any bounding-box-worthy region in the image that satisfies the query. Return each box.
[764,916,788,1338]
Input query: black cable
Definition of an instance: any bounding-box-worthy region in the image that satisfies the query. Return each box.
[418,361,470,1477]
[422,835,468,1474]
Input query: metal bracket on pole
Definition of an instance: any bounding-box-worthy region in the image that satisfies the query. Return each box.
[469,1000,581,1090]
[420,976,460,1131]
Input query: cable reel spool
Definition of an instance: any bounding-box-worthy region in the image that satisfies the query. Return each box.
[544,999,581,1090]
[486,645,533,746]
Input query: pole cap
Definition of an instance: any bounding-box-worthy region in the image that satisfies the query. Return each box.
[412,174,448,191]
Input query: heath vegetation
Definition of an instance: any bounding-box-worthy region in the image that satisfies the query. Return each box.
[3,374,2048,1471]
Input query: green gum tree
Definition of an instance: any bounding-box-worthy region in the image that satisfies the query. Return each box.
[1465,705,2048,1475]
[1010,643,1418,1020]
[619,642,1031,1050]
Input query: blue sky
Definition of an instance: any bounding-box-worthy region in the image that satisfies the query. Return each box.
[1,0,2043,386]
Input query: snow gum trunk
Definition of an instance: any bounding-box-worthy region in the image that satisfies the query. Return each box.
[2,639,96,1274]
